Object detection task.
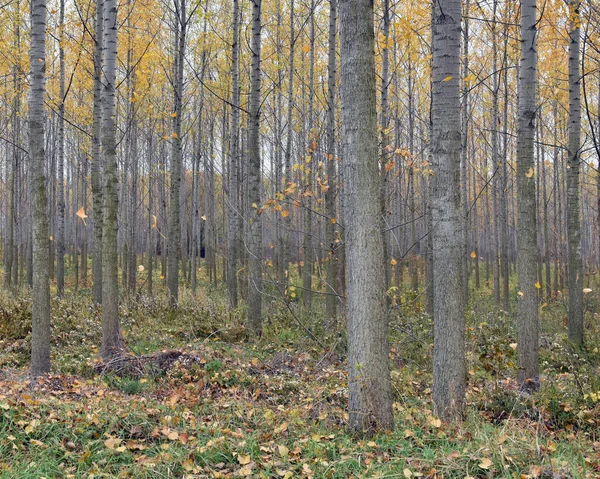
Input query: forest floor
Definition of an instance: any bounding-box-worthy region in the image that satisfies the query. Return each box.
[0,275,600,478]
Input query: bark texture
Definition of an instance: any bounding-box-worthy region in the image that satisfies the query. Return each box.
[339,0,394,433]
[431,0,466,421]
[567,0,583,346]
[100,0,122,358]
[29,0,51,376]
[516,0,540,391]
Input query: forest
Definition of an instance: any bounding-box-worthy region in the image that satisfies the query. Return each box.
[0,0,600,476]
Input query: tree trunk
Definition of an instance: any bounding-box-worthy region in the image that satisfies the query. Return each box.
[100,0,122,358]
[167,0,186,306]
[29,0,51,376]
[431,0,465,421]
[516,0,539,391]
[325,0,337,323]
[566,0,583,346]
[339,0,394,434]
[247,0,263,335]
[92,0,104,304]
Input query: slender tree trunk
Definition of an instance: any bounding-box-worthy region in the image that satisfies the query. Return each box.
[461,0,470,304]
[431,0,465,421]
[92,0,104,304]
[567,0,583,346]
[100,0,122,358]
[325,0,337,323]
[29,0,51,376]
[227,0,240,308]
[247,0,263,335]
[167,0,186,306]
[516,0,539,391]
[339,0,394,434]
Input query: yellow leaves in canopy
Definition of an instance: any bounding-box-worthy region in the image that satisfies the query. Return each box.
[302,44,310,53]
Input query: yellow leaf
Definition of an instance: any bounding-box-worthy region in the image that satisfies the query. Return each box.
[302,44,310,53]
[390,258,397,266]
[76,207,88,226]
[49,235,53,241]
[238,454,251,465]
[104,437,122,450]
[403,469,412,478]
[525,167,534,178]
[171,112,177,118]
[583,288,592,294]
[478,457,493,469]
[443,75,453,82]
[535,281,541,289]
[470,251,477,259]
[152,215,158,229]
[201,215,207,221]
[509,343,517,350]
[517,291,524,297]
[171,132,178,139]
[331,218,337,224]
[278,445,289,457]
[281,210,290,218]
[497,434,508,445]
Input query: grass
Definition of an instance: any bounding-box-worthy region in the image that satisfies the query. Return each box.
[0,265,599,478]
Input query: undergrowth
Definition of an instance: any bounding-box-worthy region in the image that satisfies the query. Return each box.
[0,274,599,478]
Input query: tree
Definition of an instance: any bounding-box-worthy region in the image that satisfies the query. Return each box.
[567,0,583,346]
[339,0,394,433]
[431,0,465,421]
[324,0,338,323]
[227,0,241,309]
[100,0,122,358]
[247,0,263,335]
[516,0,540,391]
[91,0,104,305]
[167,0,187,306]
[29,0,51,376]
[56,0,66,298]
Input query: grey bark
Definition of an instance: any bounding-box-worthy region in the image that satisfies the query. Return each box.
[325,0,338,323]
[431,0,465,421]
[167,0,186,306]
[247,0,263,335]
[227,0,240,308]
[29,0,51,376]
[516,0,540,391]
[92,0,104,304]
[100,0,122,358]
[567,0,583,346]
[339,0,394,433]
